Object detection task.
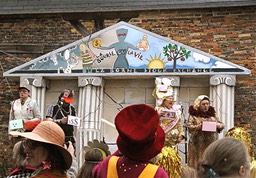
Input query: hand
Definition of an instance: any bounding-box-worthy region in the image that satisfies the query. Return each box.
[61,117,68,124]
[176,135,184,143]
[217,123,224,129]
[196,124,202,130]
[43,118,54,122]
[8,135,13,142]
[64,141,75,157]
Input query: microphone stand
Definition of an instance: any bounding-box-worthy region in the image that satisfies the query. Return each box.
[178,105,188,165]
[182,106,188,165]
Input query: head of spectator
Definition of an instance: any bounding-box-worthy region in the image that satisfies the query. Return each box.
[12,141,27,168]
[197,137,250,178]
[115,104,165,162]
[181,166,197,178]
[8,141,36,177]
[77,139,110,178]
[9,121,72,176]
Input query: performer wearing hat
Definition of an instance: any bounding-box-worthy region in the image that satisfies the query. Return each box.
[152,78,184,177]
[9,85,41,134]
[45,89,76,146]
[187,95,224,169]
[93,104,169,178]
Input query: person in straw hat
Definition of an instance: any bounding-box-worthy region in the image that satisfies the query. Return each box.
[8,121,74,178]
[92,104,169,178]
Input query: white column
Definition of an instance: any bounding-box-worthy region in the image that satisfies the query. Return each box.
[210,75,236,138]
[20,76,48,118]
[77,76,104,167]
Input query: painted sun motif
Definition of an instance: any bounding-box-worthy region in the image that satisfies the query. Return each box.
[146,54,167,69]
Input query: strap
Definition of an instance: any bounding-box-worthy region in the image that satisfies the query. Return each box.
[106,156,159,178]
[139,163,159,178]
[11,99,17,112]
[107,156,119,178]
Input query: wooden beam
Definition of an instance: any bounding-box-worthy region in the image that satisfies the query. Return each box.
[62,11,140,21]
[69,20,91,37]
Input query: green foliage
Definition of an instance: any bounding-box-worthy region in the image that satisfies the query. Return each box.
[163,44,191,61]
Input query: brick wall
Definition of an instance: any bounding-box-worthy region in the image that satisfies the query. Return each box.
[0,6,255,176]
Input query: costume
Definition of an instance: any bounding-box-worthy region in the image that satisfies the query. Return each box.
[155,105,184,147]
[7,167,35,178]
[46,103,76,144]
[45,89,76,144]
[93,153,169,178]
[92,104,169,178]
[9,97,41,132]
[152,78,183,177]
[187,95,224,168]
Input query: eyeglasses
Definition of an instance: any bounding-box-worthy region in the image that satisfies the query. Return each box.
[19,89,28,93]
[22,139,43,149]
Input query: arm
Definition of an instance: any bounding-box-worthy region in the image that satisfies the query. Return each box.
[31,100,41,121]
[65,141,78,178]
[187,115,202,135]
[177,118,185,142]
[8,101,15,133]
[45,105,54,118]
[215,116,224,132]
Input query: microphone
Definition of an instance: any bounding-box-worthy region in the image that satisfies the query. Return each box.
[179,102,184,113]
[60,97,64,105]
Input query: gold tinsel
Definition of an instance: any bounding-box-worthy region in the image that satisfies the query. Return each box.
[155,146,182,178]
[225,127,254,160]
[225,127,256,178]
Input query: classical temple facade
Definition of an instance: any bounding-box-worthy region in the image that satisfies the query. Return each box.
[4,22,250,166]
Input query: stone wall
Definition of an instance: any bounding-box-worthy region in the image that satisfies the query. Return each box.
[0,6,255,176]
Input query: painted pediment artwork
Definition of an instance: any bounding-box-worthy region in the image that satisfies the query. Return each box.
[4,21,250,77]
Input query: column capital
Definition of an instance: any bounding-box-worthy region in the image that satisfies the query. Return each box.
[155,76,180,87]
[20,76,48,87]
[78,77,104,87]
[210,75,236,86]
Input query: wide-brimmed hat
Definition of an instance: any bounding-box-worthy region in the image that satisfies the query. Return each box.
[9,121,72,169]
[115,104,165,162]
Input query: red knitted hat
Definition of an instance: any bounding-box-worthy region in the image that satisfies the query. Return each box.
[115,104,165,162]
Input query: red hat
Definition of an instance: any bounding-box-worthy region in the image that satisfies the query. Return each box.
[115,104,165,162]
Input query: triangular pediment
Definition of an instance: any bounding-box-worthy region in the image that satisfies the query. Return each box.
[4,21,250,77]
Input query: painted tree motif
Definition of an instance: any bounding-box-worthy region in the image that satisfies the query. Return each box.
[163,44,191,69]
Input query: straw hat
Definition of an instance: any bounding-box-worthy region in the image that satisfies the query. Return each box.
[9,121,72,169]
[115,104,165,162]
